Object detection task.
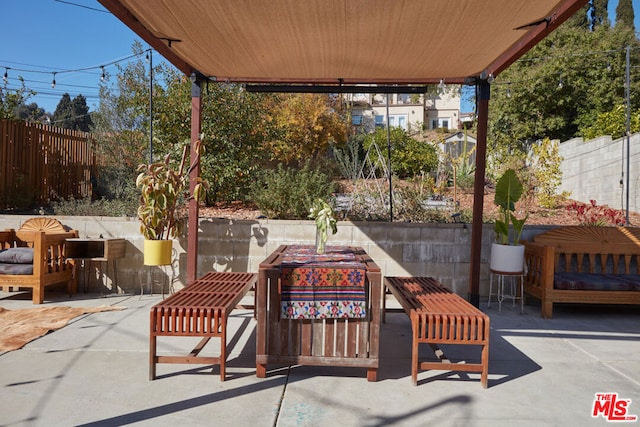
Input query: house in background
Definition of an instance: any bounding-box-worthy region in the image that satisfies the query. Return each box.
[348,88,462,134]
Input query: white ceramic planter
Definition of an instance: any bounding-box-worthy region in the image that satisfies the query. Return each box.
[489,242,525,273]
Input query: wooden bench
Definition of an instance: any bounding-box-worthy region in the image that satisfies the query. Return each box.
[149,271,257,381]
[523,226,640,318]
[384,276,490,388]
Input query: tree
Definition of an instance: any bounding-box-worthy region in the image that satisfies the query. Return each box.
[196,83,279,202]
[71,95,92,132]
[52,93,93,131]
[582,104,640,139]
[266,93,349,165]
[92,41,159,167]
[90,41,157,202]
[487,23,640,160]
[590,0,609,30]
[94,42,280,204]
[566,3,590,29]
[615,0,635,31]
[15,102,45,123]
[52,93,73,128]
[0,77,35,120]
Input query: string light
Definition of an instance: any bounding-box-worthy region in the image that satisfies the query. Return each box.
[0,50,150,81]
[438,78,445,91]
[0,49,154,107]
[557,77,563,89]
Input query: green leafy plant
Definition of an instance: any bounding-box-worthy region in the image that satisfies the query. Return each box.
[494,168,528,245]
[250,162,336,219]
[52,197,136,217]
[309,198,337,254]
[362,127,438,178]
[136,142,208,240]
[332,137,362,183]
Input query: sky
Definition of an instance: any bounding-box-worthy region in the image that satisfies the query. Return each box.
[2,0,640,115]
[3,0,142,114]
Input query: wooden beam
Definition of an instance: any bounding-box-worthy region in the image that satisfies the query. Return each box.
[484,0,589,77]
[468,80,490,307]
[187,79,202,285]
[97,0,196,76]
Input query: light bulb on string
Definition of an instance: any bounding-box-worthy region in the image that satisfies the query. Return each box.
[3,68,8,84]
[506,84,511,98]
[100,66,106,82]
[438,78,445,91]
[51,72,56,89]
[557,77,563,89]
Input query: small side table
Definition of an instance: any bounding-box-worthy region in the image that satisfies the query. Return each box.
[66,238,126,293]
[138,263,177,299]
[488,269,524,313]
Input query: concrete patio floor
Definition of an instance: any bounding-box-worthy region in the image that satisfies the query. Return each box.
[0,287,639,426]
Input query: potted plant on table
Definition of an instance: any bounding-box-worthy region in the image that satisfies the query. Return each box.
[136,142,208,266]
[490,168,528,273]
[308,198,338,254]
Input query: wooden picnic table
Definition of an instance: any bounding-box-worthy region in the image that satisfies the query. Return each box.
[256,245,382,381]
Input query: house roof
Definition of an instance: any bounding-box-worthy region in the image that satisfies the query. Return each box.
[446,132,477,143]
[98,0,587,86]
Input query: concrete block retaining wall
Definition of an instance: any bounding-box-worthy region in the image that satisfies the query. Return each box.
[0,215,553,299]
[559,133,640,212]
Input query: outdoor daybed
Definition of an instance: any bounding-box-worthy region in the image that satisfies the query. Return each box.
[523,226,640,318]
[0,218,78,304]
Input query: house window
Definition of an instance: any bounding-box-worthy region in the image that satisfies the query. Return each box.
[432,118,450,130]
[372,94,386,105]
[374,115,385,127]
[386,114,408,130]
[396,94,411,104]
[352,115,363,125]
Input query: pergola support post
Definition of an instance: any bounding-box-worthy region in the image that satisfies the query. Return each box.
[468,80,490,307]
[187,77,202,285]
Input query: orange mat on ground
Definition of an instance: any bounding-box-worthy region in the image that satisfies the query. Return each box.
[0,305,124,351]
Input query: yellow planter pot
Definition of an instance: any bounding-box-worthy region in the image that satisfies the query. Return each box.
[144,239,173,266]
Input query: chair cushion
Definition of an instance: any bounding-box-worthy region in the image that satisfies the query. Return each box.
[554,272,640,291]
[0,248,34,264]
[0,263,33,275]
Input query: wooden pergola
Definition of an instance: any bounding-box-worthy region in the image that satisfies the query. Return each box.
[98,0,588,306]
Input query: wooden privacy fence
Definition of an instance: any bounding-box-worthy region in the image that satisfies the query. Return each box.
[0,119,96,210]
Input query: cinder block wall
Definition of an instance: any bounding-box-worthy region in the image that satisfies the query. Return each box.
[0,215,553,299]
[559,133,640,212]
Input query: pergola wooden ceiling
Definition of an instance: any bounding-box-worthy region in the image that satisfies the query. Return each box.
[98,0,588,304]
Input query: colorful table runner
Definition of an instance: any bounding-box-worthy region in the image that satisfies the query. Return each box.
[280,245,367,319]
